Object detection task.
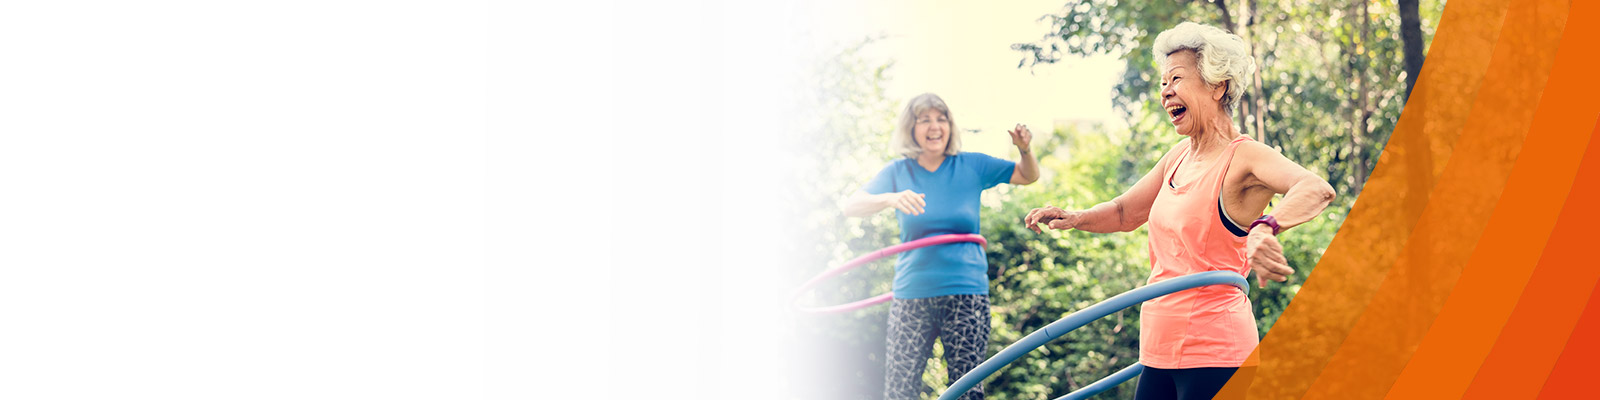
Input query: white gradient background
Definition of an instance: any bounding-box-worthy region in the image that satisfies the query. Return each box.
[0,1,1121,399]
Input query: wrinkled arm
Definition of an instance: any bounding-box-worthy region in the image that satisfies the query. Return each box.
[1026,142,1183,233]
[1068,158,1166,233]
[1241,143,1336,232]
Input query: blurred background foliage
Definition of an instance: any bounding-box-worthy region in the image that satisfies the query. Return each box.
[787,1,1443,399]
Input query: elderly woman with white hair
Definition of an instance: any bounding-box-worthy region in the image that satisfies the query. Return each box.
[842,93,1040,400]
[1023,22,1335,399]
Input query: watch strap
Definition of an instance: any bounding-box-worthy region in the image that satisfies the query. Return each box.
[1251,215,1281,235]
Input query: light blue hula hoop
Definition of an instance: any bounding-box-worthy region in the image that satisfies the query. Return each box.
[937,271,1250,400]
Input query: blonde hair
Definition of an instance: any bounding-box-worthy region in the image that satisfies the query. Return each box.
[891,93,961,158]
[1151,22,1256,113]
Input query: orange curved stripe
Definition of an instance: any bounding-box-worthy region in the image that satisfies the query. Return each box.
[1456,116,1600,399]
[1456,5,1600,397]
[1301,0,1568,396]
[1534,278,1600,398]
[1383,1,1589,396]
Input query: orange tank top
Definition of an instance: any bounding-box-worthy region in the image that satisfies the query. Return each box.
[1140,135,1259,369]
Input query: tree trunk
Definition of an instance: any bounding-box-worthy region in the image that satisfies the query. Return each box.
[1354,0,1371,192]
[1400,0,1425,102]
[1246,0,1266,147]
[1213,0,1237,33]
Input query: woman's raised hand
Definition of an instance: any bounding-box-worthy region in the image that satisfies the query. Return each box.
[1008,124,1033,151]
[882,190,927,215]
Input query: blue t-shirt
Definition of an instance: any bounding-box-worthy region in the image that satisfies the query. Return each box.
[861,152,1016,299]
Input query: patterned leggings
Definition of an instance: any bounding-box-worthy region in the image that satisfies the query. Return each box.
[884,294,991,400]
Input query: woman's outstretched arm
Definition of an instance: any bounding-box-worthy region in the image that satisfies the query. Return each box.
[841,190,926,217]
[1024,140,1186,233]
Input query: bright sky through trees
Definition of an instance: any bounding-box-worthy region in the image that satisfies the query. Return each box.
[801,0,1126,156]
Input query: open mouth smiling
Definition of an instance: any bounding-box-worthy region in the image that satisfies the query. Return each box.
[1165,104,1188,123]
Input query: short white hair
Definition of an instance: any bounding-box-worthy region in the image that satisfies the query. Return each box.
[891,93,961,159]
[1152,22,1256,113]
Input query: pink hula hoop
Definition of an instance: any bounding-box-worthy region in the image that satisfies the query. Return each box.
[791,234,988,314]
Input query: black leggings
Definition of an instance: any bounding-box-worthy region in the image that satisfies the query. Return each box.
[1133,366,1239,400]
[883,294,990,400]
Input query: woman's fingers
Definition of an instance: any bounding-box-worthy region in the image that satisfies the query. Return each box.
[1262,240,1292,276]
[1032,207,1065,229]
[1046,207,1065,222]
[1025,206,1070,233]
[1255,265,1290,287]
[889,201,911,214]
[1014,124,1031,145]
[1257,259,1291,280]
[1266,258,1294,281]
[898,191,925,214]
[1047,219,1074,231]
[1030,209,1055,231]
[902,195,924,215]
[1024,209,1044,233]
[1251,263,1280,288]
[898,198,917,215]
[1248,240,1295,286]
[886,191,923,215]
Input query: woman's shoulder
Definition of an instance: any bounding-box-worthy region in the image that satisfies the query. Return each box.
[1232,139,1278,156]
[1228,139,1290,171]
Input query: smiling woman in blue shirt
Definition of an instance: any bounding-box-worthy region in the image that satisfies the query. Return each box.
[841,93,1040,400]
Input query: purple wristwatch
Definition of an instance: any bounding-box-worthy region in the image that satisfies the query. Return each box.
[1250,215,1281,235]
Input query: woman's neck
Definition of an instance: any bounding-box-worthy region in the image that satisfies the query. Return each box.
[916,152,946,171]
[1187,113,1241,160]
